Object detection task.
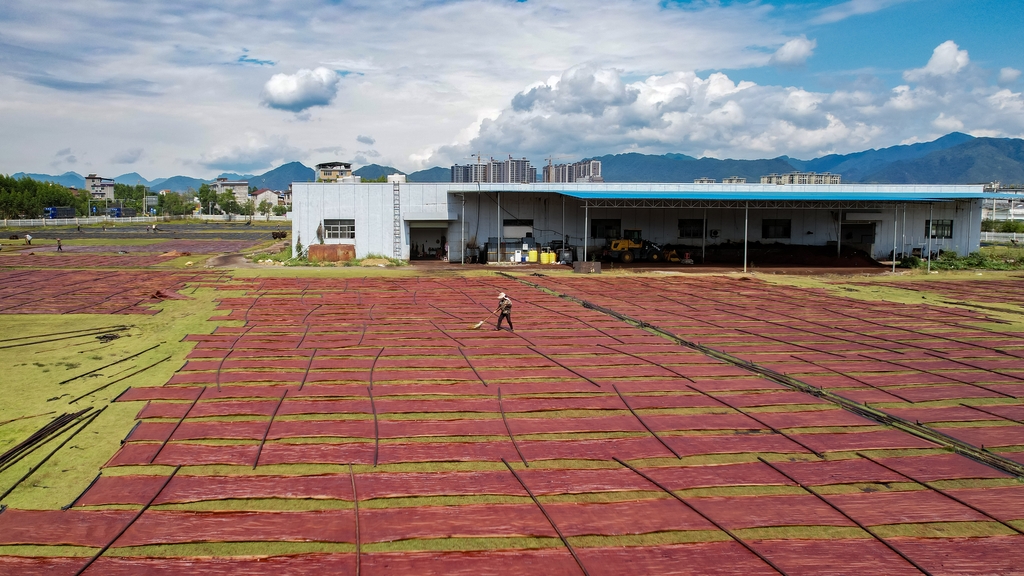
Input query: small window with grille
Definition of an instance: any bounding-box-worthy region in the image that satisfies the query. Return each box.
[678,218,705,239]
[925,219,952,239]
[324,219,355,239]
[762,219,791,239]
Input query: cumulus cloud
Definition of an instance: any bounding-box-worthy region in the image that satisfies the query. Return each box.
[353,149,381,165]
[904,40,969,82]
[198,134,302,172]
[356,135,375,145]
[999,67,1022,84]
[111,147,143,164]
[430,45,1024,165]
[813,0,914,25]
[769,36,816,67]
[55,148,72,156]
[261,67,339,112]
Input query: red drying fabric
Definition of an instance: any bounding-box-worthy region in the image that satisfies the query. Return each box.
[76,475,170,506]
[376,419,506,438]
[518,436,676,461]
[745,538,922,576]
[933,425,1024,448]
[147,443,259,466]
[892,385,1008,403]
[114,510,356,547]
[128,421,267,441]
[662,434,808,458]
[267,419,375,440]
[887,535,1024,576]
[876,452,1014,482]
[375,440,521,465]
[769,458,905,486]
[748,409,875,429]
[359,504,555,542]
[641,412,769,432]
[360,549,582,576]
[256,442,375,465]
[885,405,992,424]
[824,490,988,525]
[945,486,1024,522]
[687,493,856,530]
[514,467,652,495]
[544,499,715,535]
[578,542,781,576]
[505,415,646,435]
[354,470,524,499]
[0,557,89,576]
[637,461,792,491]
[784,430,938,453]
[0,509,135,546]
[714,391,832,408]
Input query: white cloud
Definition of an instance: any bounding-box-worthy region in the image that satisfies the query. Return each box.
[813,0,914,25]
[198,134,302,172]
[999,67,1022,84]
[261,67,339,112]
[904,40,969,82]
[356,135,376,145]
[111,147,143,164]
[431,51,1024,165]
[932,113,963,132]
[769,36,816,67]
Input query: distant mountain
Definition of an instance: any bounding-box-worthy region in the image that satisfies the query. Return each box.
[594,153,796,183]
[407,167,450,182]
[785,132,975,182]
[354,164,404,180]
[10,171,85,188]
[155,176,209,193]
[216,172,256,181]
[114,172,155,187]
[862,138,1024,184]
[255,162,314,190]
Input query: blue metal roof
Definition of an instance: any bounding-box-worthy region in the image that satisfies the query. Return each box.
[440,182,992,202]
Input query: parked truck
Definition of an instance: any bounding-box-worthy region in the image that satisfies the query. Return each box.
[106,207,137,218]
[43,206,76,219]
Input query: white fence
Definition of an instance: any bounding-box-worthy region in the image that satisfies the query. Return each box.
[1,214,290,228]
[981,232,1020,243]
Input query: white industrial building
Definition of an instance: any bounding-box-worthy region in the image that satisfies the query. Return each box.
[291,182,991,264]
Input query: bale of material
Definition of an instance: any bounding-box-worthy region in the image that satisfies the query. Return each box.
[308,245,356,262]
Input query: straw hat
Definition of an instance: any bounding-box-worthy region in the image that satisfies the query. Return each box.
[498,293,506,299]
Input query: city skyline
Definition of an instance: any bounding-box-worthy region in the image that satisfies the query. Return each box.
[0,0,1021,179]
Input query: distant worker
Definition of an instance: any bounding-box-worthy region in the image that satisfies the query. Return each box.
[24,233,32,245]
[56,238,62,252]
[494,292,514,332]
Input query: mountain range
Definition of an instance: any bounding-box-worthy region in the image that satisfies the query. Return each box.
[9,133,1024,191]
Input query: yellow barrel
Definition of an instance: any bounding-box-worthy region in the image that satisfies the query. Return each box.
[540,251,549,264]
[528,249,538,263]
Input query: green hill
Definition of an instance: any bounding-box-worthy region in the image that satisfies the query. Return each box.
[862,138,1024,184]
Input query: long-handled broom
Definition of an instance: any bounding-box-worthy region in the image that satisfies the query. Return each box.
[470,308,498,329]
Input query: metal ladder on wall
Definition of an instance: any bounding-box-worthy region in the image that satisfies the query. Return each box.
[392,182,402,259]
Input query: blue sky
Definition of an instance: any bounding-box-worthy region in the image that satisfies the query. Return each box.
[0,0,1021,177]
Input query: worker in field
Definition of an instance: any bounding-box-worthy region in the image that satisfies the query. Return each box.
[495,292,514,332]
[56,238,62,252]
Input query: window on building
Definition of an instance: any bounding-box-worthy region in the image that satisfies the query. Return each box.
[762,219,792,239]
[324,219,355,239]
[926,219,953,239]
[678,219,705,239]
[591,219,621,239]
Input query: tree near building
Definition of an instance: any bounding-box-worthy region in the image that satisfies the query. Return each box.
[216,190,241,215]
[197,183,218,214]
[272,204,290,216]
[258,199,274,221]
[113,183,147,212]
